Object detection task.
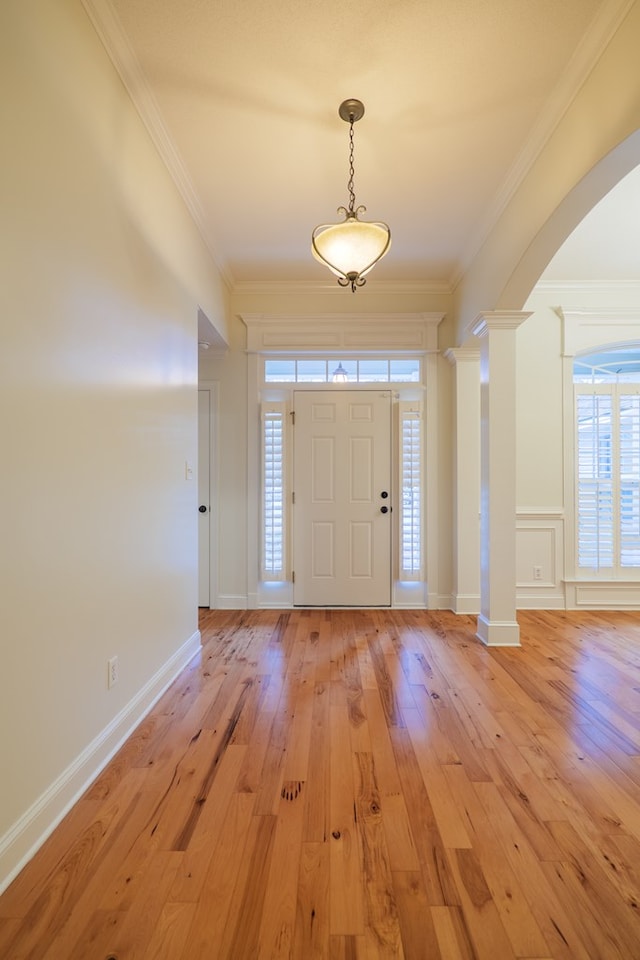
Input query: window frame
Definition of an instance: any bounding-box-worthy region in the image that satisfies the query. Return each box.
[263,355,422,385]
[574,379,640,579]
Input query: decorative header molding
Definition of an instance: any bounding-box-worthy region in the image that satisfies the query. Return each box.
[241,313,444,354]
[561,310,640,356]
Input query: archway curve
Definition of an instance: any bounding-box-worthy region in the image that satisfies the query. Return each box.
[454,1,640,342]
[498,129,640,311]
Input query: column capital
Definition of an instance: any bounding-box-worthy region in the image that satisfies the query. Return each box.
[443,346,480,366]
[469,310,532,339]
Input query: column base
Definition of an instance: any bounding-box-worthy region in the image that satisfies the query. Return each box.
[476,614,520,647]
[451,593,481,614]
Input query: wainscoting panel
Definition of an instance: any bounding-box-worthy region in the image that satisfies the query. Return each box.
[516,511,565,608]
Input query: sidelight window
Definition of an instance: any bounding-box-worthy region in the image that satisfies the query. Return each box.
[399,406,423,578]
[262,404,285,578]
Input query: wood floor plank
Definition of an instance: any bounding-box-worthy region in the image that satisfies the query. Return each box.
[380,793,420,873]
[472,778,595,960]
[353,751,404,957]
[282,650,317,781]
[60,850,183,960]
[362,688,404,798]
[545,818,640,956]
[392,871,440,960]
[143,901,198,960]
[440,763,552,958]
[256,777,307,958]
[222,812,278,960]
[388,726,456,907]
[430,905,478,960]
[167,741,247,902]
[294,841,331,959]
[329,701,365,935]
[303,680,331,843]
[403,707,472,850]
[0,770,153,959]
[441,846,517,959]
[540,858,632,960]
[2,609,640,959]
[177,790,256,960]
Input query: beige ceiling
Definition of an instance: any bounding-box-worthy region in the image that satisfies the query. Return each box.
[85,0,637,289]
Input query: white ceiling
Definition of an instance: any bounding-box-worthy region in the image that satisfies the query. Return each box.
[86,0,638,289]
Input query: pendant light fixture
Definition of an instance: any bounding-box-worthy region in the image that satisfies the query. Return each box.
[312,99,391,292]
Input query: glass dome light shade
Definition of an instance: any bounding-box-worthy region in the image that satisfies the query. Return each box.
[312,214,391,283]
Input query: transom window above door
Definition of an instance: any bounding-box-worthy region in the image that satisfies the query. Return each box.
[264,357,421,383]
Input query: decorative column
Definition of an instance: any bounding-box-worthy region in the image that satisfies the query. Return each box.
[444,347,481,613]
[471,311,531,646]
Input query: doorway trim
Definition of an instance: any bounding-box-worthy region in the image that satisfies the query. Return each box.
[198,380,220,609]
[243,313,444,609]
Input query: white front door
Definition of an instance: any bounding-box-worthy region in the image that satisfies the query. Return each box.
[293,390,392,606]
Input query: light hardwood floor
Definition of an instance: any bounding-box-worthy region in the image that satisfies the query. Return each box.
[2,609,640,959]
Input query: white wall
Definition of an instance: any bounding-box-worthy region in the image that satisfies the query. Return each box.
[0,0,229,889]
[516,308,564,509]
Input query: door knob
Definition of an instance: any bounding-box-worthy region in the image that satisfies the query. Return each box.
[380,505,389,514]
[380,491,389,498]
[199,504,207,513]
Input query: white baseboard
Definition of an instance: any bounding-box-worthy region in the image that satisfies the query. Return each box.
[565,580,640,608]
[517,595,566,609]
[0,629,201,895]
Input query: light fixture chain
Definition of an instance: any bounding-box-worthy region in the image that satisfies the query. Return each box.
[347,120,356,213]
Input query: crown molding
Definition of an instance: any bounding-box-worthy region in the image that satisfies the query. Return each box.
[534,280,640,293]
[231,279,453,296]
[450,0,636,289]
[80,0,233,289]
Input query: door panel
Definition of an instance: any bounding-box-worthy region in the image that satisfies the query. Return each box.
[293,390,391,606]
[198,388,210,607]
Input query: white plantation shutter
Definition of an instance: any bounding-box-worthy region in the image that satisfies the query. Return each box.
[576,392,613,570]
[262,404,285,578]
[399,403,423,579]
[575,384,640,575]
[619,395,640,566]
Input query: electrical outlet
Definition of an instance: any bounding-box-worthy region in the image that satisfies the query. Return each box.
[108,656,119,689]
[533,565,542,581]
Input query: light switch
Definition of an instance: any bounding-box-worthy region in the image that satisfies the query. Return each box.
[185,460,194,481]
